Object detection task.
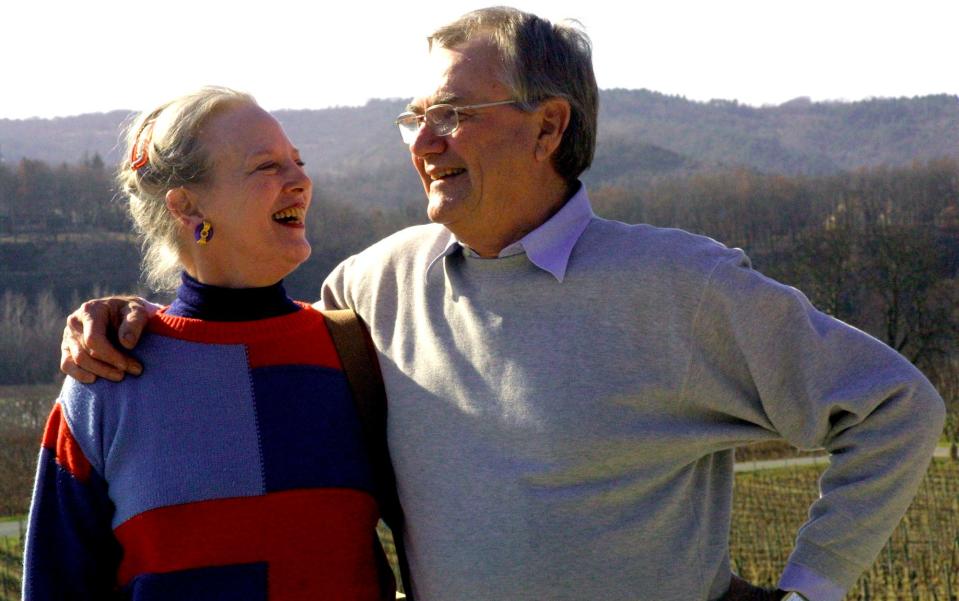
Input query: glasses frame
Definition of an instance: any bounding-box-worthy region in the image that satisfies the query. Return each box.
[394,99,517,144]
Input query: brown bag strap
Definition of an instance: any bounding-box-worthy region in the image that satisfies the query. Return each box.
[323,309,388,432]
[322,309,413,599]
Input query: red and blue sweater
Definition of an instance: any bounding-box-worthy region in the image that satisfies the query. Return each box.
[24,278,393,600]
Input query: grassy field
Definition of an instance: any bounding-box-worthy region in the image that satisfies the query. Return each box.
[0,531,21,601]
[4,463,956,600]
[731,459,959,601]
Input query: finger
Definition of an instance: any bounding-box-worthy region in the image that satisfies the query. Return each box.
[60,335,96,385]
[75,305,132,374]
[60,361,96,385]
[73,349,127,382]
[62,350,126,383]
[60,326,126,383]
[73,338,126,382]
[117,301,151,353]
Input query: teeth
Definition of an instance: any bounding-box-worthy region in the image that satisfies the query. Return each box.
[430,168,465,180]
[272,207,305,223]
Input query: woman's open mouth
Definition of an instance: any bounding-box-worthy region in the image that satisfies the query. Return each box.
[272,206,306,226]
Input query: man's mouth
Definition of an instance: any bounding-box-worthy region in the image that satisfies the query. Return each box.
[272,206,306,225]
[429,168,466,181]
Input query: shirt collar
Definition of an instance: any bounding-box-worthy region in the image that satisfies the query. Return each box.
[426,183,594,282]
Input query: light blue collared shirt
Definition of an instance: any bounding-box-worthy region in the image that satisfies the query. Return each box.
[426,183,595,282]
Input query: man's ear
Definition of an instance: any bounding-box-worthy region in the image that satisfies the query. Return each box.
[165,187,203,227]
[534,98,571,162]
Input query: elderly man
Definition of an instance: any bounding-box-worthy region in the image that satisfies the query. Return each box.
[62,7,944,601]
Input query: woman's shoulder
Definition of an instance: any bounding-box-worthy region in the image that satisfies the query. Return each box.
[53,373,130,477]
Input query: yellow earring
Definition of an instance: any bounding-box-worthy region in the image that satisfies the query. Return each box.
[194,221,213,245]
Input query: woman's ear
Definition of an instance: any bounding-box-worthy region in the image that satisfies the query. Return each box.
[165,187,203,227]
[534,98,571,162]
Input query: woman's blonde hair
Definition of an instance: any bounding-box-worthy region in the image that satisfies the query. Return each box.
[116,86,256,291]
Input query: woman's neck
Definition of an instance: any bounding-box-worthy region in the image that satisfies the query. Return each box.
[165,271,299,321]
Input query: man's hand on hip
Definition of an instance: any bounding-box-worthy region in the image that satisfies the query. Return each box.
[60,296,157,383]
[719,574,786,601]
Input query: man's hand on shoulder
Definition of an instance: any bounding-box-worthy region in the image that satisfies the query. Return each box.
[719,574,787,601]
[60,296,158,383]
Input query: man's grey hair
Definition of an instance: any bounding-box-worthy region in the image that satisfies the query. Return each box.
[429,6,598,185]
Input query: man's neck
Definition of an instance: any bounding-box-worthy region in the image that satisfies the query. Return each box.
[456,178,574,258]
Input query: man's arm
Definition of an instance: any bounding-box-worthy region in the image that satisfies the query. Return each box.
[686,251,945,601]
[319,255,357,313]
[60,296,158,382]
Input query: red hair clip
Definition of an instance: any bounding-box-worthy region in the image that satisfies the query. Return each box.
[130,121,155,172]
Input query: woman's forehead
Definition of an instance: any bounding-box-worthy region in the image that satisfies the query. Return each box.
[202,105,289,159]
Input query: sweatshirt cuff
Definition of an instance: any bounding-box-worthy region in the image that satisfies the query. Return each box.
[779,562,847,601]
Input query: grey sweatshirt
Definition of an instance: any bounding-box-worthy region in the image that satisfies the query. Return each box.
[321,215,944,601]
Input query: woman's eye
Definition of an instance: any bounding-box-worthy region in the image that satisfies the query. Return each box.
[295,160,305,167]
[257,162,279,171]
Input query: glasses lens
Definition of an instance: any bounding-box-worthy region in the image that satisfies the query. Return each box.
[426,105,458,137]
[396,114,419,131]
[396,114,420,143]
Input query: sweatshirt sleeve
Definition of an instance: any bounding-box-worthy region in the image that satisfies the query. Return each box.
[320,256,356,312]
[22,395,122,600]
[683,250,945,599]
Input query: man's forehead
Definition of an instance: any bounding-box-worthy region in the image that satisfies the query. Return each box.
[407,46,462,107]
[410,41,502,109]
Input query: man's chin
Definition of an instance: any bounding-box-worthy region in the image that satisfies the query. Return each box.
[426,195,464,225]
[426,207,448,224]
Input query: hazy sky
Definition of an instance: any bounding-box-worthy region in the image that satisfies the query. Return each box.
[3,0,957,120]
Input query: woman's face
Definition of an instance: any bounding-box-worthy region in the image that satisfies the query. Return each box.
[182,102,313,288]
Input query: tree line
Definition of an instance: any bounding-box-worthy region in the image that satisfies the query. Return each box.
[0,153,125,236]
[0,155,957,442]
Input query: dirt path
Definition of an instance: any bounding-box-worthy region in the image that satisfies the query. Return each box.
[0,519,23,538]
[734,445,952,473]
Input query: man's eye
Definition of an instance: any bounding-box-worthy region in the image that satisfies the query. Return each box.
[257,162,279,171]
[295,160,305,167]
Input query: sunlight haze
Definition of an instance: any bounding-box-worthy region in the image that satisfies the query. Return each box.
[3,0,957,119]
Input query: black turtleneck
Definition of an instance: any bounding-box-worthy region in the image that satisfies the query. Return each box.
[165,272,300,321]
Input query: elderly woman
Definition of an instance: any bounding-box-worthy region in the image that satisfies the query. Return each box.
[23,87,397,600]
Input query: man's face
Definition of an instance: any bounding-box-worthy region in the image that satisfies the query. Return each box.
[407,37,541,245]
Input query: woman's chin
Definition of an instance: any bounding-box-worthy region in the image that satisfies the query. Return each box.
[197,253,310,288]
[291,241,312,267]
[271,244,312,282]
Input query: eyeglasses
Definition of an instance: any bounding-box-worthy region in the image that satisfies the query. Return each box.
[394,100,517,144]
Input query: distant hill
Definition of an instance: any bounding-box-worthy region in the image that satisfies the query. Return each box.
[1,91,957,208]
[0,110,132,167]
[596,91,959,178]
